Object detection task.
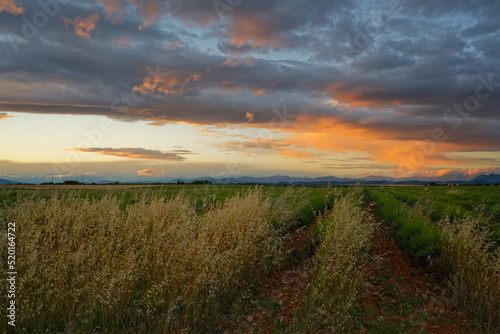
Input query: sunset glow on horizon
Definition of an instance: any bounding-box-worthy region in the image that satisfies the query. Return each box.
[1,0,499,183]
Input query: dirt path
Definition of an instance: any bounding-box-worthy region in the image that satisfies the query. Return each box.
[219,222,318,333]
[358,195,473,333]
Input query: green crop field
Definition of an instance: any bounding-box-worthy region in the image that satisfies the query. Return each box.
[367,185,500,329]
[373,186,500,241]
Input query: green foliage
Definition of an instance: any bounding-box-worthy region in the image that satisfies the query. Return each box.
[63,180,82,185]
[367,188,441,259]
[190,180,213,185]
[377,186,500,243]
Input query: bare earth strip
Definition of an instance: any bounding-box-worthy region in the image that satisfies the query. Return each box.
[219,222,318,333]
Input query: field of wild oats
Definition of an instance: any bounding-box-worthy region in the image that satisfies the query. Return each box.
[0,185,329,333]
[1,185,499,332]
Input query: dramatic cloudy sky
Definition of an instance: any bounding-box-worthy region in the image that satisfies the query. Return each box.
[0,0,499,182]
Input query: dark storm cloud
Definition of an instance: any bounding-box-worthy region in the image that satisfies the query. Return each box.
[0,0,499,152]
[405,0,499,16]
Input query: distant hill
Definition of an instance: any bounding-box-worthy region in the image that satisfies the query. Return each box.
[0,178,19,185]
[470,174,500,184]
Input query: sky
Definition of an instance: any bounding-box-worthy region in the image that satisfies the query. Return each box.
[0,0,499,183]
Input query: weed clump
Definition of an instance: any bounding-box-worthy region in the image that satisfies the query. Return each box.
[440,215,500,329]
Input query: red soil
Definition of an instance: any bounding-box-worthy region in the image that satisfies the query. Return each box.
[220,223,316,333]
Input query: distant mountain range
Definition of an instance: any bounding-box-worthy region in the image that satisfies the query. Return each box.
[471,174,500,184]
[162,173,500,185]
[2,174,499,186]
[0,178,20,185]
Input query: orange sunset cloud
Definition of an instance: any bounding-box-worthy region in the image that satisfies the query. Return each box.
[113,36,136,49]
[61,13,100,39]
[62,147,192,161]
[96,0,124,24]
[247,114,472,170]
[133,0,166,30]
[227,15,284,48]
[0,0,24,14]
[137,169,165,176]
[133,71,203,95]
